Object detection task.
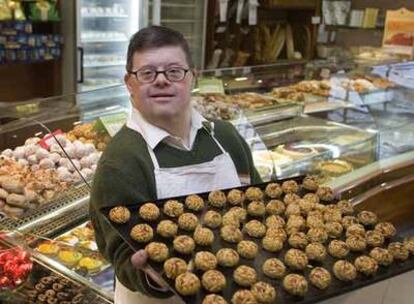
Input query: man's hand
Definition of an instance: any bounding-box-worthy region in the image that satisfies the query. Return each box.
[131,249,148,269]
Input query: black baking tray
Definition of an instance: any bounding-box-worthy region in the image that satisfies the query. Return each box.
[100,177,414,304]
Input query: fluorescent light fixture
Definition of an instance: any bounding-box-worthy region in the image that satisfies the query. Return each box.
[235,77,248,82]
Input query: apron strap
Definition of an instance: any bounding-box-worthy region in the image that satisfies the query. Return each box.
[205,122,228,155]
[146,144,160,170]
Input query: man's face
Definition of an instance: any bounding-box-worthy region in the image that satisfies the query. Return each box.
[125,46,193,123]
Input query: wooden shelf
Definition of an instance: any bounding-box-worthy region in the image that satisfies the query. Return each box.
[325,24,384,31]
[260,0,318,10]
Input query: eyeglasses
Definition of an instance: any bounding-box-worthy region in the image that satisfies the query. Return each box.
[129,67,190,83]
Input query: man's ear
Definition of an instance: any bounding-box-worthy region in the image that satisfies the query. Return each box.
[124,73,133,93]
[191,68,198,89]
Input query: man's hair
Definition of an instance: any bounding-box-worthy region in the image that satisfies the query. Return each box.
[126,26,194,72]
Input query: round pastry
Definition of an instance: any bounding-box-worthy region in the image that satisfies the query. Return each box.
[323,208,342,223]
[244,220,266,238]
[109,206,130,224]
[309,267,331,290]
[303,193,320,205]
[178,213,198,231]
[307,227,328,244]
[245,187,263,201]
[221,225,243,243]
[202,270,226,293]
[388,242,409,261]
[282,180,299,194]
[262,236,283,253]
[285,203,301,217]
[286,215,305,231]
[185,194,205,212]
[366,230,385,247]
[284,249,308,270]
[333,260,357,282]
[58,249,83,267]
[262,258,286,279]
[308,209,323,219]
[346,224,366,237]
[355,255,378,276]
[231,289,256,304]
[357,211,378,226]
[369,247,394,266]
[145,242,169,262]
[37,242,60,256]
[316,186,334,202]
[233,265,257,287]
[265,183,283,198]
[247,201,266,217]
[56,235,79,246]
[337,200,354,216]
[251,281,277,303]
[302,175,319,191]
[163,257,187,279]
[314,203,327,212]
[157,220,178,238]
[222,212,240,227]
[346,235,367,252]
[298,199,313,216]
[404,236,414,255]
[130,224,153,243]
[288,232,308,250]
[173,235,195,254]
[227,189,245,206]
[229,207,247,223]
[265,200,285,215]
[195,251,218,272]
[237,240,259,259]
[283,274,308,297]
[328,240,349,258]
[325,222,344,238]
[265,215,285,229]
[284,193,301,205]
[216,248,239,268]
[163,200,184,218]
[306,216,324,229]
[139,203,160,221]
[266,227,287,241]
[202,294,227,304]
[342,216,359,230]
[175,272,200,296]
[208,190,227,208]
[203,210,222,229]
[78,257,103,274]
[375,222,397,239]
[194,226,215,246]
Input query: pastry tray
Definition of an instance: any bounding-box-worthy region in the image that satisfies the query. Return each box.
[100,177,414,304]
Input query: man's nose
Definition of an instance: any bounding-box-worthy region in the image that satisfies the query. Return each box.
[153,71,170,86]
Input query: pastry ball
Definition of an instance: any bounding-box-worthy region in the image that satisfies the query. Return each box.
[231,290,256,304]
[266,227,287,241]
[355,255,378,276]
[325,221,344,238]
[283,274,308,297]
[203,210,222,229]
[130,224,153,243]
[342,216,359,230]
[314,203,327,212]
[251,281,276,304]
[245,187,263,201]
[265,215,285,229]
[247,201,266,217]
[216,248,239,267]
[375,222,396,239]
[288,232,308,250]
[145,242,169,262]
[328,240,349,258]
[194,226,215,246]
[195,251,217,271]
[244,220,266,238]
[284,193,301,205]
[178,213,198,231]
[286,215,306,231]
[262,258,286,279]
[173,235,195,254]
[346,235,367,252]
[307,227,328,244]
[305,243,327,262]
[309,267,331,290]
[265,200,285,215]
[163,200,184,218]
[366,230,385,247]
[357,210,378,226]
[221,225,243,243]
[388,242,409,261]
[208,190,227,208]
[346,224,366,238]
[333,260,357,282]
[316,186,334,202]
[302,175,319,191]
[139,203,160,221]
[282,180,299,194]
[201,270,226,292]
[233,265,257,287]
[227,189,245,205]
[262,236,283,253]
[303,193,320,205]
[109,206,130,224]
[323,208,342,223]
[237,240,258,259]
[202,294,227,304]
[337,200,354,215]
[284,249,308,270]
[175,272,200,296]
[369,247,394,266]
[306,216,324,229]
[229,207,247,223]
[163,257,187,279]
[285,203,301,217]
[157,220,178,238]
[404,236,414,255]
[222,212,240,227]
[298,199,313,216]
[185,194,205,212]
[265,183,283,198]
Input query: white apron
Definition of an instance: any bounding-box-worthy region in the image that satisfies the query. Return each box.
[115,124,243,304]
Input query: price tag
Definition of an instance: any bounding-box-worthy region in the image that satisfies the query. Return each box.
[95,113,127,137]
[198,77,225,94]
[242,66,252,75]
[312,16,321,24]
[39,129,64,150]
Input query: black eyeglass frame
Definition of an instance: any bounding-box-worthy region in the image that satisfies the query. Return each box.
[128,67,191,83]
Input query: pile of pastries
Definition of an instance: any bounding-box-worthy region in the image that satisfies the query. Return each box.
[107,176,414,303]
[66,123,111,152]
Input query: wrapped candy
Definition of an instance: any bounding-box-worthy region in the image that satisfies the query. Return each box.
[39,158,54,169]
[1,149,13,158]
[24,144,37,157]
[35,148,49,161]
[27,154,37,165]
[24,137,40,146]
[13,147,25,159]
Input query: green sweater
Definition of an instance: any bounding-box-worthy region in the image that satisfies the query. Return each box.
[89,120,261,298]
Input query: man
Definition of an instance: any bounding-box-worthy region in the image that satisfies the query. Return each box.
[90,26,261,303]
